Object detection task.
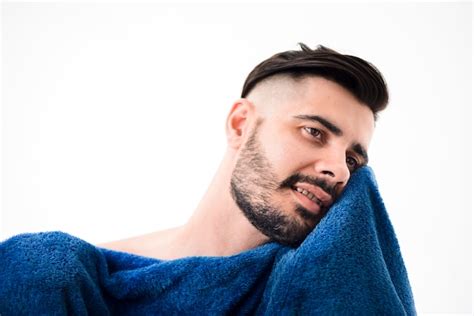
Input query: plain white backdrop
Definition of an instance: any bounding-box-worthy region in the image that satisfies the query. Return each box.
[1,2,472,314]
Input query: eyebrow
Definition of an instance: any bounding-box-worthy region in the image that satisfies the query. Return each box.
[292,114,369,165]
[293,114,343,136]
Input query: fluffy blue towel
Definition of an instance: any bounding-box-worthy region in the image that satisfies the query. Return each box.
[0,167,416,315]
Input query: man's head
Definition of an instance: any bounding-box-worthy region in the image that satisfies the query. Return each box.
[226,44,388,247]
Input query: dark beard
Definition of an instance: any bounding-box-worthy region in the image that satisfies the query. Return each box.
[230,180,313,247]
[229,121,322,247]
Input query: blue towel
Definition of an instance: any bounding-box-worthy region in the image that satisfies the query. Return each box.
[0,167,416,315]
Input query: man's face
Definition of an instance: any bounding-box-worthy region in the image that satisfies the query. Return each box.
[230,77,375,246]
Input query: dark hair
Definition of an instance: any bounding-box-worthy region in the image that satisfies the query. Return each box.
[241,43,389,119]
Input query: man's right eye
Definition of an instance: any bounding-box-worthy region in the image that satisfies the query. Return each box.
[303,127,323,140]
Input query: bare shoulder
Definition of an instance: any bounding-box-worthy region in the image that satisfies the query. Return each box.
[97,233,151,253]
[97,228,178,258]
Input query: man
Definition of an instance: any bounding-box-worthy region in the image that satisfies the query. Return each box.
[2,44,417,315]
[100,43,387,260]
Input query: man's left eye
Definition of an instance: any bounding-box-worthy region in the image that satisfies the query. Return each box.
[346,156,359,170]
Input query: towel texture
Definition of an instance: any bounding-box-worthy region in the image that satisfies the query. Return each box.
[0,167,416,315]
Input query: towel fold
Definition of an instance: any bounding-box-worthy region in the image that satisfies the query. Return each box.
[0,166,416,315]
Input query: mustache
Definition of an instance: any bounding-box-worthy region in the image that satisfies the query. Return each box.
[278,173,337,199]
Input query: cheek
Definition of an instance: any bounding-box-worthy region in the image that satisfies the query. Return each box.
[262,128,308,175]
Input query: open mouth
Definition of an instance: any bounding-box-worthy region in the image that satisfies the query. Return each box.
[291,186,324,214]
[292,186,323,207]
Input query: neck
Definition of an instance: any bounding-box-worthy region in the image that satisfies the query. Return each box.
[168,151,269,258]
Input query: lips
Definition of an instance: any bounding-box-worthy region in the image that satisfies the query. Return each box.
[291,183,333,214]
[295,187,323,206]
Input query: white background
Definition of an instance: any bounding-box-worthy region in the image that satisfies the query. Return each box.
[1,2,472,314]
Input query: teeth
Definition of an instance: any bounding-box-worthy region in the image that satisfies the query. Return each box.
[295,186,322,206]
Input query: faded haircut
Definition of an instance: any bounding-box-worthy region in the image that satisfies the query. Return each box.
[241,43,389,120]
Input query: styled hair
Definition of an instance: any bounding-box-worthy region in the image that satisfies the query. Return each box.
[241,43,389,119]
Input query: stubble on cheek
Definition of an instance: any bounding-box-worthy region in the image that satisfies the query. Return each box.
[230,123,317,246]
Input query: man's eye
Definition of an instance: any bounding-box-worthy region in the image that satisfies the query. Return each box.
[303,127,322,139]
[346,156,359,171]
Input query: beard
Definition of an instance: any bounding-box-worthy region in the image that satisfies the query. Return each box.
[230,121,333,247]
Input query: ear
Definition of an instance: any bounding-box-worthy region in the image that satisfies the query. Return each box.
[225,99,255,150]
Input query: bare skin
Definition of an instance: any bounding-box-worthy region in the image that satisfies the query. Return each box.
[99,77,375,260]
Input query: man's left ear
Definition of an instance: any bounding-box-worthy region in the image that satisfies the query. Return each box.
[225,98,255,150]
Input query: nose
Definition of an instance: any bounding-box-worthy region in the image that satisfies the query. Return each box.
[313,150,350,195]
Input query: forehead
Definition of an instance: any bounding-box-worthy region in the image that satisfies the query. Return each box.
[253,76,375,147]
